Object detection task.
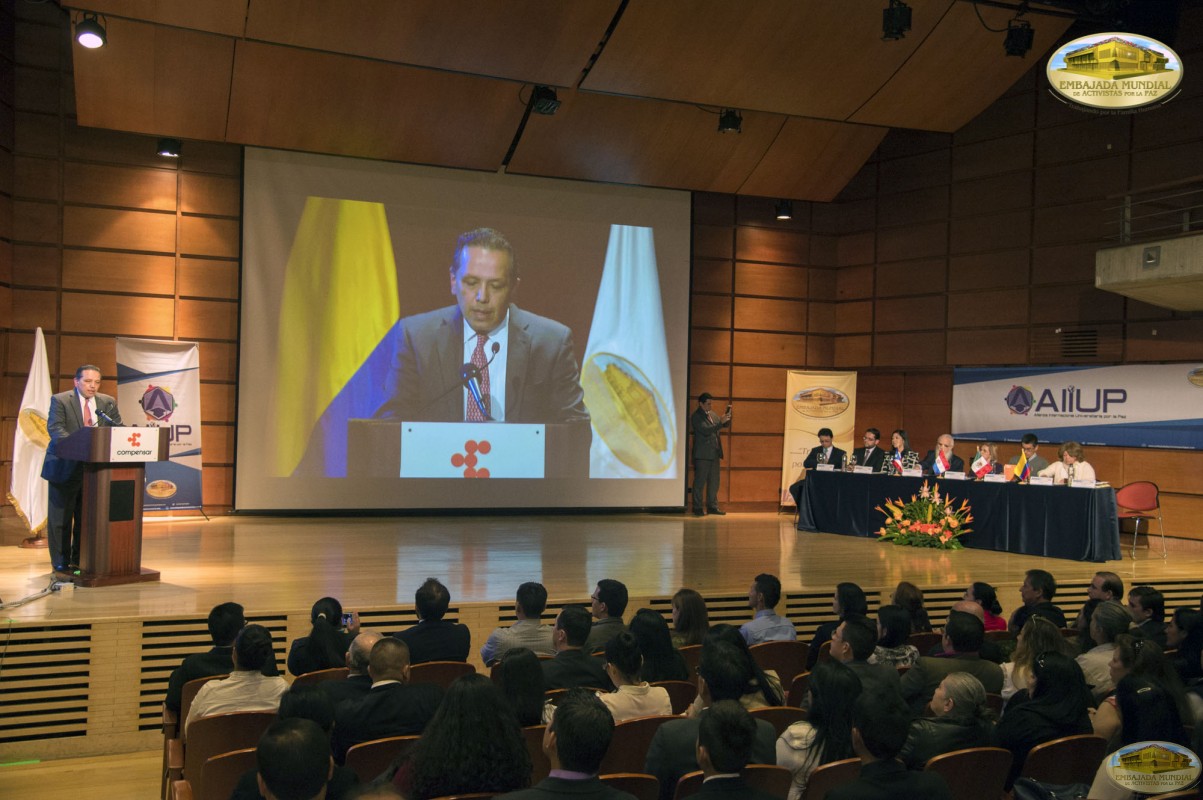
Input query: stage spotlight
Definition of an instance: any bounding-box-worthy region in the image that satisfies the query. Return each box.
[157,137,182,158]
[75,12,106,49]
[775,200,793,220]
[717,109,742,134]
[882,0,912,40]
[530,86,561,115]
[1004,19,1035,57]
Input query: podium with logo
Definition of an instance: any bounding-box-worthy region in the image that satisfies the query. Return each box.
[55,426,169,587]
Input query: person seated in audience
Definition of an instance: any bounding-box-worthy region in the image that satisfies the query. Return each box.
[1001,615,1076,700]
[899,672,996,770]
[166,601,254,715]
[892,581,932,633]
[996,651,1093,789]
[919,433,963,477]
[900,611,1002,714]
[596,631,672,722]
[542,605,612,691]
[670,587,710,649]
[186,623,288,735]
[1091,633,1191,743]
[496,647,549,727]
[741,573,797,644]
[1008,433,1049,479]
[494,688,636,800]
[585,578,629,652]
[1076,600,1132,699]
[393,674,531,799]
[392,577,470,663]
[1036,440,1096,485]
[1073,571,1124,651]
[331,637,442,763]
[827,689,953,800]
[686,624,784,716]
[645,641,777,800]
[1088,676,1191,800]
[629,608,689,682]
[232,686,359,800]
[690,700,782,800]
[830,614,902,702]
[777,661,861,800]
[480,581,556,666]
[885,429,920,475]
[807,582,868,669]
[321,630,383,709]
[942,600,1007,664]
[969,442,1003,478]
[253,718,334,800]
[1009,568,1066,632]
[1128,585,1168,649]
[962,582,1007,632]
[788,427,847,506]
[1168,607,1203,686]
[871,605,919,669]
[289,596,358,677]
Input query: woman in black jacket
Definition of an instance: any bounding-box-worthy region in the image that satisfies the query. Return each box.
[900,671,996,769]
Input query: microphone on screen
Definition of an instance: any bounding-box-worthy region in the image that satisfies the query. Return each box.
[96,408,119,427]
[460,363,493,421]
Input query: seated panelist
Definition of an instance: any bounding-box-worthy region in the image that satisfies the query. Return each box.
[921,434,964,477]
[885,429,920,475]
[788,427,846,506]
[1037,441,1096,485]
[851,428,887,472]
[969,443,1004,479]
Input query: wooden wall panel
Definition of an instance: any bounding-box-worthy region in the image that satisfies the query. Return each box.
[691,294,731,329]
[947,289,1027,329]
[61,293,175,337]
[732,331,806,366]
[63,207,175,252]
[836,266,874,300]
[58,336,118,379]
[834,335,871,366]
[199,342,239,383]
[692,225,733,259]
[734,297,806,333]
[14,155,58,201]
[873,332,944,367]
[952,133,1033,180]
[877,186,948,228]
[875,295,944,332]
[692,259,732,294]
[734,263,807,298]
[807,336,834,366]
[62,163,177,211]
[729,435,784,469]
[948,250,1029,291]
[688,364,730,399]
[732,366,787,400]
[62,251,175,295]
[200,383,236,422]
[735,228,809,264]
[949,210,1030,254]
[13,199,60,242]
[837,232,876,266]
[204,424,234,464]
[727,469,779,503]
[180,216,239,258]
[180,173,240,216]
[9,245,54,289]
[1124,321,1203,362]
[876,222,947,262]
[945,330,1028,365]
[690,329,731,363]
[876,259,946,298]
[808,301,835,333]
[178,258,238,299]
[178,299,238,340]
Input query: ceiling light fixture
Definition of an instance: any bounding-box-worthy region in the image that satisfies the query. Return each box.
[157,137,182,158]
[530,86,561,115]
[882,0,912,40]
[1004,18,1035,56]
[75,12,107,49]
[717,109,742,134]
[775,200,794,220]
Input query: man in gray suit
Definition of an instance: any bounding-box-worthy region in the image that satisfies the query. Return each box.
[690,392,731,516]
[375,227,591,473]
[41,364,124,576]
[900,611,1003,714]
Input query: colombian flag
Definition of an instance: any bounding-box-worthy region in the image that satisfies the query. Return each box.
[1014,451,1030,481]
[269,198,400,477]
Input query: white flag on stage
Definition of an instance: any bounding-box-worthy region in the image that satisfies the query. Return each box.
[581,225,677,478]
[6,328,51,534]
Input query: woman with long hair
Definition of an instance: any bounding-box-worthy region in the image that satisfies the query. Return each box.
[963,582,1007,632]
[287,596,355,676]
[1093,633,1190,742]
[886,429,919,475]
[776,661,862,800]
[1088,676,1190,800]
[892,581,933,633]
[495,647,546,727]
[1001,615,1076,700]
[900,672,997,769]
[685,624,783,716]
[807,582,867,669]
[671,588,710,648]
[996,651,1093,788]
[1168,607,1203,684]
[394,674,531,799]
[629,608,689,682]
[596,631,672,722]
[873,604,919,668]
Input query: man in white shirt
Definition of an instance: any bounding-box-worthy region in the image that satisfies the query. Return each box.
[186,624,287,736]
[481,581,556,665]
[1076,601,1131,698]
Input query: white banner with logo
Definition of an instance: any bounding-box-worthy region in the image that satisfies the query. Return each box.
[115,338,204,510]
[953,365,1203,450]
[780,371,858,505]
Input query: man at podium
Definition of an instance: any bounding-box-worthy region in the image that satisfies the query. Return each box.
[41,364,124,576]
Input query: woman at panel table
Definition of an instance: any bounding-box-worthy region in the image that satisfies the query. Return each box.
[886,429,920,475]
[969,443,1004,479]
[1036,441,1096,486]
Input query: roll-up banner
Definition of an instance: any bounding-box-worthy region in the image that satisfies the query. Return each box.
[953,365,1203,450]
[780,370,857,505]
[116,338,204,510]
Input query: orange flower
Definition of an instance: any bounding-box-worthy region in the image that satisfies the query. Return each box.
[947,519,959,529]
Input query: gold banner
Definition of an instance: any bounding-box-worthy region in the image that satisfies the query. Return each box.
[780,370,857,505]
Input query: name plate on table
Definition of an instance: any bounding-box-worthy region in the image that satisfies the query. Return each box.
[984,474,1007,483]
[816,464,836,472]
[400,422,545,478]
[853,466,875,475]
[1029,475,1054,486]
[942,471,967,480]
[108,427,160,462]
[902,468,923,477]
[1069,481,1098,489]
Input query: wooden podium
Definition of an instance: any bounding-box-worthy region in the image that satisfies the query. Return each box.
[55,426,169,587]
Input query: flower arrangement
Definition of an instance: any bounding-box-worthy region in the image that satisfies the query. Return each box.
[875,481,973,550]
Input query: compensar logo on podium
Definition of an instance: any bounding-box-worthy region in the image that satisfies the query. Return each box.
[1047,32,1183,113]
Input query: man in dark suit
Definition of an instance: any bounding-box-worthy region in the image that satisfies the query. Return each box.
[1008,569,1066,632]
[165,602,245,715]
[900,612,1003,714]
[584,579,628,652]
[494,688,637,800]
[851,428,885,472]
[645,642,776,800]
[331,637,442,763]
[689,700,781,800]
[831,615,902,701]
[920,433,965,477]
[542,606,611,691]
[1128,585,1168,649]
[319,630,381,709]
[690,392,731,516]
[374,227,591,473]
[393,577,470,663]
[788,427,847,506]
[41,363,123,575]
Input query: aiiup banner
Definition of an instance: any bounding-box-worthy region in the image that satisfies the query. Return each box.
[116,338,204,509]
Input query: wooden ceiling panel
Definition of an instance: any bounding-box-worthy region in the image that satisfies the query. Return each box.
[243,0,618,86]
[506,90,785,194]
[226,41,525,172]
[739,119,888,201]
[850,4,1074,131]
[581,0,953,121]
[71,0,250,37]
[72,18,234,141]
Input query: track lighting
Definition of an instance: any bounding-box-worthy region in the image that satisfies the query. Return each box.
[75,12,106,48]
[717,109,742,134]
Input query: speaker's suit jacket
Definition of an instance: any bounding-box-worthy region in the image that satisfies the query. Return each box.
[41,388,123,484]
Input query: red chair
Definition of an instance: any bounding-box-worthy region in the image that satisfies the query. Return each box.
[601,772,660,800]
[924,746,1012,800]
[291,666,350,687]
[678,645,702,675]
[1116,481,1166,559]
[799,756,861,800]
[787,671,811,709]
[524,725,552,785]
[345,734,419,783]
[197,748,257,800]
[170,711,277,800]
[749,705,807,736]
[673,765,791,800]
[908,631,942,654]
[652,680,698,715]
[599,715,677,775]
[1019,734,1108,786]
[749,640,809,686]
[408,661,476,689]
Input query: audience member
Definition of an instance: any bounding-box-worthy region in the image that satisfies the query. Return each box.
[392,578,470,663]
[1073,571,1124,651]
[1076,600,1132,698]
[830,615,902,701]
[166,601,248,714]
[289,596,357,677]
[691,700,782,800]
[827,689,953,800]
[542,606,611,691]
[900,611,1002,714]
[480,581,555,665]
[585,579,629,652]
[670,587,710,649]
[962,582,1006,632]
[628,608,689,682]
[919,433,963,477]
[494,688,637,800]
[1128,585,1168,649]
[332,637,442,762]
[1001,615,1075,700]
[1037,441,1096,485]
[1088,676,1191,800]
[807,582,867,669]
[996,651,1092,789]
[321,630,382,708]
[1008,569,1066,632]
[1008,433,1049,479]
[1169,607,1203,686]
[496,647,548,727]
[1092,633,1190,743]
[186,624,287,735]
[254,719,333,800]
[777,661,861,800]
[892,581,932,633]
[899,672,996,770]
[686,625,784,716]
[943,599,1006,664]
[872,605,918,669]
[596,631,672,722]
[394,674,530,799]
[741,573,797,644]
